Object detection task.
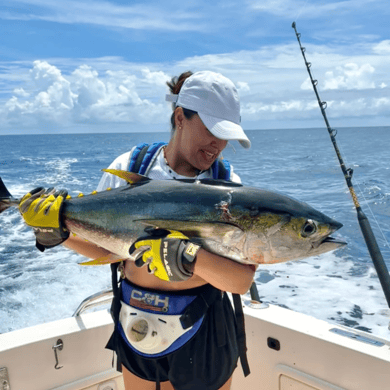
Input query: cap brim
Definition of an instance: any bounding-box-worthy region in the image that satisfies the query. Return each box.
[198,112,251,149]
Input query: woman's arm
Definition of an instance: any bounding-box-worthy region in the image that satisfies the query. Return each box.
[63,235,113,259]
[65,235,256,294]
[193,248,256,295]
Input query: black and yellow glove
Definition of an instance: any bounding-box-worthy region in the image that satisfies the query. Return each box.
[19,187,70,252]
[130,228,201,282]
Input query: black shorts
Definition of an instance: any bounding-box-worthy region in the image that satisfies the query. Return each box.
[106,281,239,390]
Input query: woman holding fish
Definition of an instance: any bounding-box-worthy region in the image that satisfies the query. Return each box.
[18,71,256,390]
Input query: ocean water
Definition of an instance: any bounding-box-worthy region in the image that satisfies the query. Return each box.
[1,127,390,340]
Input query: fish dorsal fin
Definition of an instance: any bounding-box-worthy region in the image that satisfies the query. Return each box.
[102,169,150,185]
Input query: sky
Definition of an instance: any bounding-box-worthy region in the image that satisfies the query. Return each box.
[0,0,389,134]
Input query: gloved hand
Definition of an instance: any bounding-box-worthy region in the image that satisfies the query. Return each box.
[130,228,201,282]
[19,187,70,252]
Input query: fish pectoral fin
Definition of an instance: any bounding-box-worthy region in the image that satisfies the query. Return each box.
[102,169,150,185]
[137,219,244,238]
[79,255,126,266]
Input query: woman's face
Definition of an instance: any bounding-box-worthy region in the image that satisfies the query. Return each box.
[175,110,228,172]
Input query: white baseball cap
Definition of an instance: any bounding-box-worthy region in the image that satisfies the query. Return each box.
[166,71,251,149]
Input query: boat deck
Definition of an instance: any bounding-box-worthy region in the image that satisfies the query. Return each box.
[1,296,390,389]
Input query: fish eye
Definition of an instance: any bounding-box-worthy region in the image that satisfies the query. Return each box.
[301,219,317,237]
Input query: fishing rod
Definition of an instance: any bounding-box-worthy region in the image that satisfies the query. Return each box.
[292,22,390,309]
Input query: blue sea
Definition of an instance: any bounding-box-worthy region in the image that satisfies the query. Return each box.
[1,127,390,339]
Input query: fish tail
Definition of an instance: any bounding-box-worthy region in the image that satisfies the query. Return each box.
[0,178,15,214]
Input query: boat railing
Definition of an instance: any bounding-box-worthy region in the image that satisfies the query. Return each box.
[72,283,262,317]
[73,289,113,317]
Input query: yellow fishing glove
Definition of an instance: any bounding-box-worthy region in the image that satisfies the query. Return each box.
[130,228,201,282]
[19,187,70,252]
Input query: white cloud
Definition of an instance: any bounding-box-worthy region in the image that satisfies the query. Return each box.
[242,99,315,117]
[13,88,30,97]
[373,40,390,54]
[322,63,376,90]
[71,65,107,107]
[372,97,390,109]
[300,77,312,91]
[241,94,390,123]
[1,35,390,131]
[236,81,250,93]
[5,61,76,124]
[313,96,390,118]
[141,69,170,86]
[2,60,169,127]
[30,60,65,90]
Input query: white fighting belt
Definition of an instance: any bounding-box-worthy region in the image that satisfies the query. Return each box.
[119,300,194,355]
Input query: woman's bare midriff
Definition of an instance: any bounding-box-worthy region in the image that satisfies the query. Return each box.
[124,260,208,291]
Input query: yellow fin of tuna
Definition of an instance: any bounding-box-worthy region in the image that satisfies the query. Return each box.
[79,255,126,266]
[102,169,150,185]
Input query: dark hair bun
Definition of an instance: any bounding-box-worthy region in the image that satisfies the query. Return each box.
[166,71,193,95]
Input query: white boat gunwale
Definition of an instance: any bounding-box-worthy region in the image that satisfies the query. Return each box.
[1,292,390,390]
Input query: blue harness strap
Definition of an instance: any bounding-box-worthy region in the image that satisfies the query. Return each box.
[128,142,149,173]
[129,142,167,175]
[130,141,231,180]
[138,142,167,175]
[212,159,231,180]
[222,160,231,180]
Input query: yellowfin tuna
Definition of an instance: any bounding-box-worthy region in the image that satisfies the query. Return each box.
[0,171,346,266]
